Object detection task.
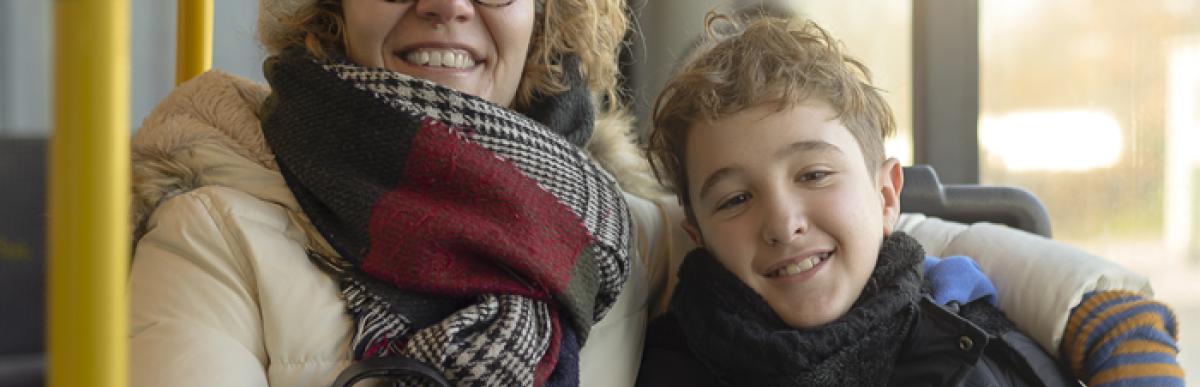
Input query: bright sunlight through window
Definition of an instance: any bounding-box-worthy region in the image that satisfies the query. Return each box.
[979,111,1123,172]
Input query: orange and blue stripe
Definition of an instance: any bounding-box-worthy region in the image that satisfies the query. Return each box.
[1062,290,1184,387]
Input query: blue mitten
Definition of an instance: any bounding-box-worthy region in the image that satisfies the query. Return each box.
[922,255,998,307]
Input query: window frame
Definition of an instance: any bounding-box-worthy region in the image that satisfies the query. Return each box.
[912,0,981,184]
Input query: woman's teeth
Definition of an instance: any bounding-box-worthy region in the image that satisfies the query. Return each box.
[403,49,476,69]
[769,253,830,278]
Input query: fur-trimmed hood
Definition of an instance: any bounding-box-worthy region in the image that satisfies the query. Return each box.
[131,70,663,255]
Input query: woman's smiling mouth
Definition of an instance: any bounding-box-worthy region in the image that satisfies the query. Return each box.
[401,48,478,69]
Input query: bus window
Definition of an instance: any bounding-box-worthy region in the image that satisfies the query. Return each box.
[980,0,1200,377]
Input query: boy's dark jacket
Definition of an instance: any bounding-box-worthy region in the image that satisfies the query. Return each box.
[635,233,1076,387]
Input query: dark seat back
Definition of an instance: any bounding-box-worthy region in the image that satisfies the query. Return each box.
[0,137,47,387]
[901,165,1052,238]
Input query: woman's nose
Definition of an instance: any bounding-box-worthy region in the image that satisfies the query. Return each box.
[415,0,476,24]
[762,198,808,248]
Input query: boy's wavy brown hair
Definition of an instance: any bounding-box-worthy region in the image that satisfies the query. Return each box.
[646,11,896,218]
[259,0,628,113]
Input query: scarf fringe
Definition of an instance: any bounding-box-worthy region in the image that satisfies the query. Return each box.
[343,277,411,358]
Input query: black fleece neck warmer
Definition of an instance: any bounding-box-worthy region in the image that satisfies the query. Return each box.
[668,232,927,387]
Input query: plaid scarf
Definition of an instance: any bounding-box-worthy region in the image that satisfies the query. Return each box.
[260,50,632,387]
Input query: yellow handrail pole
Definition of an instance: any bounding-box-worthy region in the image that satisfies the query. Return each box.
[49,0,130,386]
[176,0,213,85]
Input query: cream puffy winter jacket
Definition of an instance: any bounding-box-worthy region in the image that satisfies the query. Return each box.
[129,71,1151,387]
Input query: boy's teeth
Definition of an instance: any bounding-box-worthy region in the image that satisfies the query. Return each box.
[773,255,823,277]
[403,49,476,69]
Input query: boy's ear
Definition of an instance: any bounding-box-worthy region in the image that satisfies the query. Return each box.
[879,158,904,236]
[681,218,704,247]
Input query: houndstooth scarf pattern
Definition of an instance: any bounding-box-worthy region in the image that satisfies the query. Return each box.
[261,51,632,387]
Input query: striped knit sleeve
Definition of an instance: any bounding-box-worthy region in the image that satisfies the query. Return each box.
[1061,290,1185,387]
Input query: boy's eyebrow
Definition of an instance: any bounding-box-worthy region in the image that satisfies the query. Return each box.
[776,140,843,160]
[696,141,844,201]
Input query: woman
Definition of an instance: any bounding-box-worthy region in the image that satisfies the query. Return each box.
[129,0,1157,386]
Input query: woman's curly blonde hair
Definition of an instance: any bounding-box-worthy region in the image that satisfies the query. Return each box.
[259,0,628,112]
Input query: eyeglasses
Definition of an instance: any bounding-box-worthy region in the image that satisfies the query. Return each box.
[386,0,517,7]
[473,0,515,6]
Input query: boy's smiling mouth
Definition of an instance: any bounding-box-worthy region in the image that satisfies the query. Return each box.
[765,249,834,278]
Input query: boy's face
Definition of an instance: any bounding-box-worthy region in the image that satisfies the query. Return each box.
[682,100,903,328]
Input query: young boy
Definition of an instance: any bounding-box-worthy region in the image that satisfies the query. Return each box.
[637,12,1183,387]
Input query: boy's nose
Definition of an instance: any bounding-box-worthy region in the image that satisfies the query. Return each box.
[762,201,809,248]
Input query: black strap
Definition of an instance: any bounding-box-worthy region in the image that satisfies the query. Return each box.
[331,356,451,387]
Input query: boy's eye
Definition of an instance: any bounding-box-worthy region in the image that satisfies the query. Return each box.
[799,170,835,182]
[716,193,751,211]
